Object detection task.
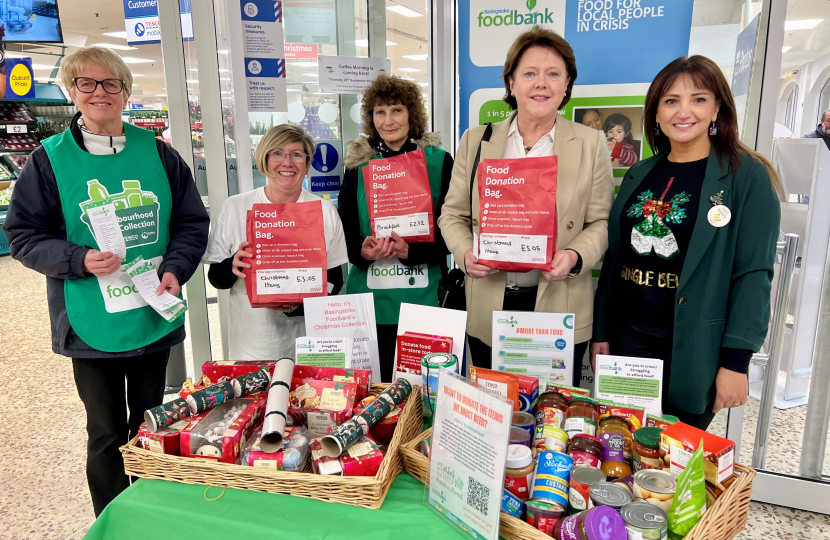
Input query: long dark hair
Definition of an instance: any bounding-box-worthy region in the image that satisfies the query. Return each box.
[644,56,783,198]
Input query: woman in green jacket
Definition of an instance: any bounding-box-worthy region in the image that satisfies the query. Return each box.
[592,56,782,429]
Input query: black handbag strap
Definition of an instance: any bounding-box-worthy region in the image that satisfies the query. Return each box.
[468,122,493,208]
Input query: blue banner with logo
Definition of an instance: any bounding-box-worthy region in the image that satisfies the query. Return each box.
[458,0,694,134]
[122,0,194,45]
[5,58,35,100]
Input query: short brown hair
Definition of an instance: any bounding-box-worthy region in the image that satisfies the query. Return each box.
[255,124,315,176]
[502,26,577,110]
[360,73,428,140]
[644,55,783,198]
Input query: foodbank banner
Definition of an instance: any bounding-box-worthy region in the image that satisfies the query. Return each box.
[458,0,695,131]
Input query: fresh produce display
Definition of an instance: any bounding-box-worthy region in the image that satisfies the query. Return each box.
[6,155,29,173]
[0,103,34,124]
[0,134,39,151]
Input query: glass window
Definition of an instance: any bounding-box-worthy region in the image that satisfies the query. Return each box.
[819,77,830,121]
[384,0,431,129]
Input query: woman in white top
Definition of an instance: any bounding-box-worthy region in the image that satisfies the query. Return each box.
[203,124,348,359]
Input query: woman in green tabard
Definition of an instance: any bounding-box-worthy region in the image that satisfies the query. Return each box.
[3,47,208,515]
[338,74,454,382]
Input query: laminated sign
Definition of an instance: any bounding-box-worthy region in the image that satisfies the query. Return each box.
[476,156,558,272]
[363,148,434,243]
[244,201,328,306]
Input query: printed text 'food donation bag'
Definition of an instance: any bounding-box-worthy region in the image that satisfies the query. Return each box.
[476,156,557,272]
[244,201,327,307]
[363,148,434,243]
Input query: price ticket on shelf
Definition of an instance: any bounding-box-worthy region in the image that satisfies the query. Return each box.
[363,148,435,243]
[244,201,328,307]
[476,156,558,272]
[124,255,187,322]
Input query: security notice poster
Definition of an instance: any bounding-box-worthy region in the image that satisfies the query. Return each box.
[303,293,381,381]
[428,370,512,540]
[594,354,663,416]
[492,311,575,386]
[475,157,557,272]
[241,0,288,111]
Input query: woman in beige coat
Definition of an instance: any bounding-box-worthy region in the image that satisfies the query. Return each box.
[439,27,614,386]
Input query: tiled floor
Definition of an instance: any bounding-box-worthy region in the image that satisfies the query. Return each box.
[1,254,828,539]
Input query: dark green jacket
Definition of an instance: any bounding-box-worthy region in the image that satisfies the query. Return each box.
[594,147,781,414]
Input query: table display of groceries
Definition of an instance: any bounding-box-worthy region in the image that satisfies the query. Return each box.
[402,368,755,540]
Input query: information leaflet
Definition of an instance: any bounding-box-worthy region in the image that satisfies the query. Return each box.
[244,201,327,307]
[491,311,574,386]
[303,293,381,381]
[295,337,352,368]
[476,156,557,272]
[428,370,512,540]
[363,148,434,243]
[594,355,663,417]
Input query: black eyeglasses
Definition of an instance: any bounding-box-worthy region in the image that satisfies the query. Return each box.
[73,77,125,94]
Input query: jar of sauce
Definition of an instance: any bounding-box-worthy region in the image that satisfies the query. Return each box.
[504,444,535,501]
[632,427,662,471]
[564,396,598,438]
[567,433,603,468]
[598,416,633,464]
[599,432,632,479]
[535,391,569,428]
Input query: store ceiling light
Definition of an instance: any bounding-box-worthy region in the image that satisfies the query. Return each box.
[32,63,58,70]
[120,57,154,64]
[402,54,428,60]
[784,19,822,30]
[782,46,791,53]
[303,73,319,77]
[103,31,129,40]
[288,61,318,66]
[92,43,138,51]
[418,82,429,86]
[132,74,146,77]
[387,5,423,17]
[218,50,229,54]
[400,76,416,81]
[353,39,397,47]
[186,79,199,83]
[398,67,420,72]
[156,93,167,97]
[219,69,230,72]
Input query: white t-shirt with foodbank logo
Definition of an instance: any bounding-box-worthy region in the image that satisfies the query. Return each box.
[202,188,349,360]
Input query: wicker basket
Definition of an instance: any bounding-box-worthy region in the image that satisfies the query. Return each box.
[401,427,757,540]
[121,383,423,510]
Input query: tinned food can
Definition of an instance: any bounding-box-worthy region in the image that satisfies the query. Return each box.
[589,481,633,510]
[531,451,574,509]
[533,424,569,453]
[568,466,607,515]
[621,501,668,540]
[633,469,676,514]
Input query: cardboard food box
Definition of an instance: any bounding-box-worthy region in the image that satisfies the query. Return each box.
[545,382,591,399]
[180,397,266,464]
[246,427,307,470]
[659,422,735,490]
[596,399,646,432]
[292,365,371,403]
[645,414,678,430]
[395,332,453,375]
[517,374,539,413]
[468,366,520,411]
[288,379,359,436]
[201,360,278,384]
[137,419,189,456]
[310,436,383,477]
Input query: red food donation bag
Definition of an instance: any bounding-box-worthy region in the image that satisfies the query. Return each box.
[476,156,558,272]
[363,148,434,243]
[244,201,328,307]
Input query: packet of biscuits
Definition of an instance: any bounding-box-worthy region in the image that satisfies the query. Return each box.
[659,422,735,491]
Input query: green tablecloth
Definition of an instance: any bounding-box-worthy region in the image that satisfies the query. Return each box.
[85,473,468,539]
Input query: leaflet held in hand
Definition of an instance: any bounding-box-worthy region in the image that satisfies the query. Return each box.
[476,156,558,272]
[86,200,127,260]
[244,201,328,307]
[124,255,187,322]
[362,148,434,243]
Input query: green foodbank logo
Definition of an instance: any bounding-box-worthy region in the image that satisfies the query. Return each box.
[477,0,554,27]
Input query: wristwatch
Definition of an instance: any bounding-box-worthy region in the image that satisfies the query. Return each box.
[567,250,583,278]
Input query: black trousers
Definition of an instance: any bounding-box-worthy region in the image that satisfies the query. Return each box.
[466,286,588,388]
[72,349,170,516]
[607,321,716,430]
[376,323,398,383]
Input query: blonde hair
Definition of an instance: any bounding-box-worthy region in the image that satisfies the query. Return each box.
[255,124,315,176]
[61,47,133,101]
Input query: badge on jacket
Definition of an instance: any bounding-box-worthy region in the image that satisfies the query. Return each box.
[708,190,731,227]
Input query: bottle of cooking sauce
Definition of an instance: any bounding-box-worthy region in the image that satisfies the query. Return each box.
[567,433,603,468]
[599,431,632,479]
[632,427,662,471]
[535,391,569,428]
[504,444,535,501]
[598,416,633,464]
[564,396,598,438]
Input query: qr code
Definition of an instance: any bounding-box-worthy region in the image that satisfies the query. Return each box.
[467,476,489,516]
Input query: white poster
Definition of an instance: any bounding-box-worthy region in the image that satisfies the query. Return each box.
[295,337,352,368]
[492,311,574,386]
[594,354,663,417]
[304,293,380,381]
[396,303,468,387]
[318,55,391,94]
[428,370,512,540]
